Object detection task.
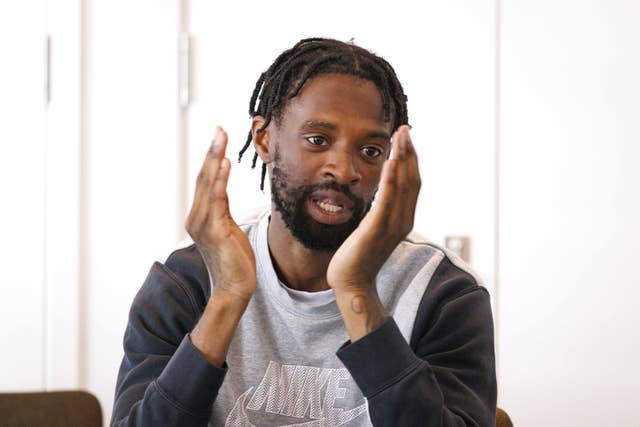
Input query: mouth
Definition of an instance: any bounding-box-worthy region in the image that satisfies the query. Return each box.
[313,198,345,213]
[306,190,355,224]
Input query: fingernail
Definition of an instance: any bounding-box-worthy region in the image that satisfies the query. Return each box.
[216,158,228,179]
[211,127,223,149]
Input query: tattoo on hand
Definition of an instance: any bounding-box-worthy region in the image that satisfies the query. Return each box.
[350,295,365,314]
[349,294,381,333]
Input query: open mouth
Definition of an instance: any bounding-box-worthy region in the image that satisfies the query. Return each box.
[306,189,355,225]
[313,198,345,214]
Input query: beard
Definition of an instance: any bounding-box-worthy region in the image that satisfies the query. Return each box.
[270,163,372,253]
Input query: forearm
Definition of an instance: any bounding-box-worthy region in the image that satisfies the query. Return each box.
[336,286,497,427]
[114,289,250,425]
[190,288,251,366]
[112,334,227,427]
[334,286,388,342]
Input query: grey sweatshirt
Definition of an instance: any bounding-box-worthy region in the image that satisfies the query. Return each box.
[112,208,497,426]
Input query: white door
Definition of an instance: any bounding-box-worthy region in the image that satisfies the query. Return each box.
[84,0,180,422]
[0,0,47,391]
[0,0,83,393]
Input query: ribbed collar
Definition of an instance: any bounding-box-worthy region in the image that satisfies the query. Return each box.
[252,209,342,320]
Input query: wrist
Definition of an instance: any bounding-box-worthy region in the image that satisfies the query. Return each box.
[333,287,388,342]
[211,286,254,306]
[213,279,256,304]
[191,289,251,367]
[328,277,376,295]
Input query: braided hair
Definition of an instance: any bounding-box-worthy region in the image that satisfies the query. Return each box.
[238,37,409,190]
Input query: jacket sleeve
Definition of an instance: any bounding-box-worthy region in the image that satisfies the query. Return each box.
[111,260,225,426]
[336,258,497,427]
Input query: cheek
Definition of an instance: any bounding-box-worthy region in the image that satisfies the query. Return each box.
[272,158,313,188]
[274,152,320,183]
[360,165,384,194]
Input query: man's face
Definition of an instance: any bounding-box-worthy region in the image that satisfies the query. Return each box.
[268,73,393,252]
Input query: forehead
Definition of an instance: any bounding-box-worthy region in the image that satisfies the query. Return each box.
[279,73,391,131]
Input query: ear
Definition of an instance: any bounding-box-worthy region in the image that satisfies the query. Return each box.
[251,115,274,164]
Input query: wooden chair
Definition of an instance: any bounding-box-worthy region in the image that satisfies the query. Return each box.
[0,390,102,427]
[497,406,514,427]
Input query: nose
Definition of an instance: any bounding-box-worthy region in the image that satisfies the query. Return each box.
[322,149,362,185]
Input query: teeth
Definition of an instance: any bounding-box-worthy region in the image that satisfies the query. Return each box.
[316,200,342,213]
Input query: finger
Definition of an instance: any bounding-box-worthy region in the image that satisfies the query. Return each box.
[403,128,420,202]
[389,126,402,161]
[210,157,232,221]
[372,126,414,234]
[204,128,229,195]
[396,126,409,197]
[190,127,228,225]
[400,128,421,229]
[377,125,413,206]
[386,126,409,229]
[369,156,398,229]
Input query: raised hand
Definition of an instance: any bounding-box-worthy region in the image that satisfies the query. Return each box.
[327,125,421,340]
[185,127,257,301]
[187,127,257,366]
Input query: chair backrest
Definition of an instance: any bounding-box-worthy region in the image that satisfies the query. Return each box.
[0,390,102,427]
[496,406,514,427]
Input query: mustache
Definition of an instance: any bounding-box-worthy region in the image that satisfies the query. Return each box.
[299,181,361,206]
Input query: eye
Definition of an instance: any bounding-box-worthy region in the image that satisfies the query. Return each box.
[305,135,328,146]
[361,146,383,158]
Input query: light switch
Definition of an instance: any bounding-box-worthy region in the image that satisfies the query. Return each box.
[445,235,471,263]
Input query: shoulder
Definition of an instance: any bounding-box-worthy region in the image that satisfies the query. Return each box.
[157,206,269,303]
[400,230,486,297]
[390,231,491,346]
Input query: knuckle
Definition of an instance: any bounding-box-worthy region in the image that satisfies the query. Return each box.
[185,223,199,240]
[208,191,216,203]
[209,191,227,204]
[197,171,211,187]
[185,214,197,231]
[406,218,415,232]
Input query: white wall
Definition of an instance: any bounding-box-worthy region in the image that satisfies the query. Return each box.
[45,0,82,390]
[0,0,47,391]
[84,1,180,423]
[0,0,83,393]
[498,1,640,426]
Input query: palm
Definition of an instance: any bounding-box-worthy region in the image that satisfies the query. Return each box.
[327,126,420,292]
[186,128,257,301]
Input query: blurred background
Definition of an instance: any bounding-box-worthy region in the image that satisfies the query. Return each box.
[1,0,638,426]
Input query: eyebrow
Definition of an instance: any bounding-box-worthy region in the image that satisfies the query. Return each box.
[365,130,392,141]
[300,120,391,141]
[300,120,337,131]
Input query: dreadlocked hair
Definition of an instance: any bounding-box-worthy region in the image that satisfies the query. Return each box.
[238,37,409,191]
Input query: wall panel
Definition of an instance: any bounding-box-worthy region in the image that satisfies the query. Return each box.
[499,1,640,425]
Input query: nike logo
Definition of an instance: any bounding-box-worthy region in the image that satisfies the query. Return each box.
[225,361,368,426]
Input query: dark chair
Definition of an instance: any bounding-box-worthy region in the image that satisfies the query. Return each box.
[0,390,102,427]
[497,406,514,427]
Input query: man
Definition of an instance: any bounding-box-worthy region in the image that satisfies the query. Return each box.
[112,38,496,426]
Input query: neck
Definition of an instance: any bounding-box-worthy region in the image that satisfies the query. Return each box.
[267,206,334,292]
